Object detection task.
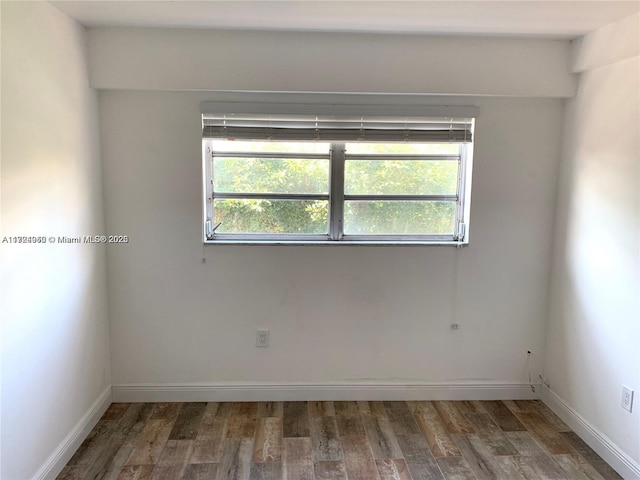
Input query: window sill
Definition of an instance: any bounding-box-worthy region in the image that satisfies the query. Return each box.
[204,240,469,246]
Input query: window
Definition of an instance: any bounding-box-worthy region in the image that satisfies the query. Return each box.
[202,104,475,244]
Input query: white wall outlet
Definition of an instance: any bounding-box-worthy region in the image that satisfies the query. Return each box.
[621,385,634,412]
[256,329,269,348]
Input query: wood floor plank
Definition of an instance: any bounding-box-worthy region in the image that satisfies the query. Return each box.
[87,404,158,480]
[514,401,540,411]
[396,434,445,480]
[531,404,570,433]
[413,402,461,458]
[233,402,259,417]
[125,418,176,466]
[112,403,158,446]
[513,401,570,432]
[362,415,404,460]
[257,402,283,417]
[202,402,221,416]
[494,456,538,479]
[228,413,258,439]
[85,432,125,479]
[283,437,314,480]
[168,402,207,440]
[528,454,575,479]
[389,413,421,436]
[504,431,548,456]
[358,401,388,417]
[314,460,348,479]
[150,464,188,480]
[336,414,366,436]
[341,435,381,480]
[150,403,183,420]
[249,461,283,480]
[553,454,607,480]
[309,401,336,417]
[463,413,518,456]
[56,465,87,480]
[514,412,574,455]
[408,401,441,416]
[116,465,155,480]
[103,403,132,421]
[156,439,193,465]
[216,438,253,480]
[58,400,624,480]
[384,401,421,435]
[432,402,475,434]
[384,402,413,417]
[311,416,343,462]
[454,402,485,414]
[480,401,527,432]
[503,400,524,413]
[480,401,517,417]
[252,417,283,462]
[559,432,622,479]
[451,434,510,480]
[488,413,529,433]
[283,401,310,438]
[210,402,233,418]
[66,419,121,466]
[183,463,219,480]
[498,454,574,480]
[334,401,360,416]
[436,456,478,480]
[189,416,228,463]
[376,459,413,480]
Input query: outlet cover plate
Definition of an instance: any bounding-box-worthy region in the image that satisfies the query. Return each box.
[622,385,634,412]
[256,329,269,348]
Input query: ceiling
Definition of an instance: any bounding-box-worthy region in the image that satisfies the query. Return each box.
[51,1,640,38]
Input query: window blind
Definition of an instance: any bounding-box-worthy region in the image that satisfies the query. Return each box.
[201,103,476,143]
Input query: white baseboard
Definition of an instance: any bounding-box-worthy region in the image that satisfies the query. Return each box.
[541,386,640,480]
[32,386,112,480]
[112,381,539,403]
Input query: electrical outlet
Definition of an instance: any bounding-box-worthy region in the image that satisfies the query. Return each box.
[256,329,269,348]
[622,386,634,412]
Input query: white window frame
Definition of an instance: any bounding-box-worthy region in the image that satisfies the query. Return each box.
[202,103,476,245]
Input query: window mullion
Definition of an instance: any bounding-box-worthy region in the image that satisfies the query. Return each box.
[329,143,346,241]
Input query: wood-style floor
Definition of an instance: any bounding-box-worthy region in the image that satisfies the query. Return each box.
[57,400,622,480]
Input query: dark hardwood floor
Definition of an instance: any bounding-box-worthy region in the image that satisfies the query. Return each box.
[57,400,622,480]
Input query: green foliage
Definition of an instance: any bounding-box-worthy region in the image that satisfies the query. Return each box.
[345,160,457,195]
[215,199,328,234]
[212,141,460,236]
[215,158,329,194]
[344,201,455,235]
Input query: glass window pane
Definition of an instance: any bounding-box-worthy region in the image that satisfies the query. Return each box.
[214,199,329,234]
[214,157,329,194]
[345,143,460,155]
[344,160,458,195]
[210,140,330,154]
[344,201,456,235]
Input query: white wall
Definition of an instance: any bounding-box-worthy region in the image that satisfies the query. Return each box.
[87,26,576,97]
[544,12,640,473]
[99,91,563,394]
[0,3,111,479]
[571,12,640,72]
[89,26,568,397]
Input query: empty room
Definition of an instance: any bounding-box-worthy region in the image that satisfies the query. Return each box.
[1,1,639,479]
